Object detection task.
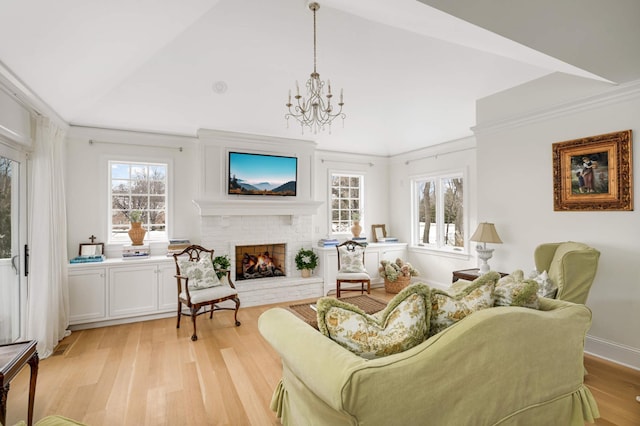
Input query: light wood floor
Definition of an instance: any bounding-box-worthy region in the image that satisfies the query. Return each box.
[5,288,640,426]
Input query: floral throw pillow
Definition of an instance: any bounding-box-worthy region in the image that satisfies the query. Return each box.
[316,283,431,359]
[430,271,499,336]
[178,257,221,290]
[494,270,540,309]
[338,246,366,273]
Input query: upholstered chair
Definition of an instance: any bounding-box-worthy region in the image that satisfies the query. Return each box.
[534,241,600,304]
[335,240,371,298]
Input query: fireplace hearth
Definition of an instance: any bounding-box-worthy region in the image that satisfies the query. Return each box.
[235,243,286,280]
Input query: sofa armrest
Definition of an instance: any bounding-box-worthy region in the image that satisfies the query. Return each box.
[258,308,367,411]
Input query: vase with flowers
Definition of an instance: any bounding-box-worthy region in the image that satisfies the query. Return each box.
[379,258,419,293]
[127,210,146,245]
[350,211,362,238]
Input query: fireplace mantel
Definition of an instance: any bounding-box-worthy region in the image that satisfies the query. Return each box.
[193,199,323,217]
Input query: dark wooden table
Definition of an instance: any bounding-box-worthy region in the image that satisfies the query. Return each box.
[452,268,508,283]
[0,340,39,426]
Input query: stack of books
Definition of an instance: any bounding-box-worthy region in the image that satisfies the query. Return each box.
[70,254,105,264]
[167,239,191,256]
[352,236,368,246]
[318,238,339,247]
[122,244,150,260]
[377,237,399,243]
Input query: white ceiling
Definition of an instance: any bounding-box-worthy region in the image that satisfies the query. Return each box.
[0,0,637,156]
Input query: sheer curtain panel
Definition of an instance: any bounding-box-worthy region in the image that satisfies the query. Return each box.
[27,116,69,357]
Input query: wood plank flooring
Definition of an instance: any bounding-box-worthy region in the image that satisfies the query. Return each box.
[4,288,640,425]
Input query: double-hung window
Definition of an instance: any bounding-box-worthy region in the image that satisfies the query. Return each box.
[109,161,168,243]
[412,172,465,252]
[330,173,363,234]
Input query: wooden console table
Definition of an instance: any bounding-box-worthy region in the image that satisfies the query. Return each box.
[0,340,39,426]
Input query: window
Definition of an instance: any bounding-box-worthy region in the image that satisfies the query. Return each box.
[330,173,363,234]
[109,161,168,242]
[412,173,465,252]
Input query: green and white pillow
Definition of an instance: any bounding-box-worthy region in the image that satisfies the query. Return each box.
[338,246,366,273]
[178,257,221,290]
[316,284,431,359]
[494,270,539,309]
[430,271,499,336]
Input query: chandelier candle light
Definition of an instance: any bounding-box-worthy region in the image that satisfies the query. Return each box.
[286,2,345,134]
[470,222,503,274]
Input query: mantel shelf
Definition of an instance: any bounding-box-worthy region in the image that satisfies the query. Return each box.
[193,199,323,217]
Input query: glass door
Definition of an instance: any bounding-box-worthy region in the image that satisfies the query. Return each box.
[0,144,27,344]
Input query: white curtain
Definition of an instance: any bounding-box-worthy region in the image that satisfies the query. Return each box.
[27,116,69,358]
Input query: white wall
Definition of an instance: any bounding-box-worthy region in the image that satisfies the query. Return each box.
[65,126,200,259]
[388,137,478,288]
[474,74,640,369]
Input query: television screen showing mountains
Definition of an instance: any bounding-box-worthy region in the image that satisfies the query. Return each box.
[228,152,297,196]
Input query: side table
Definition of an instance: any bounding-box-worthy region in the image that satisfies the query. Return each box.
[452,268,508,283]
[0,340,39,426]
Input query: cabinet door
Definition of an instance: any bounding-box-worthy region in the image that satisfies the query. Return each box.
[109,265,158,317]
[158,263,178,311]
[68,268,107,324]
[364,250,381,280]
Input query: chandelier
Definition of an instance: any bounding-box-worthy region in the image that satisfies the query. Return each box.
[286,2,345,134]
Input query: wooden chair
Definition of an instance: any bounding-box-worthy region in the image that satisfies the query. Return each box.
[336,240,371,298]
[173,245,241,341]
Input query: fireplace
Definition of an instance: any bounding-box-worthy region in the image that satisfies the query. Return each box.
[235,243,286,280]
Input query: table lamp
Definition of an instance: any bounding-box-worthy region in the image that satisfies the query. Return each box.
[470,222,503,274]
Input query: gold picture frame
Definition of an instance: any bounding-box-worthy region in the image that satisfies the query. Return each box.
[371,224,387,242]
[552,130,633,211]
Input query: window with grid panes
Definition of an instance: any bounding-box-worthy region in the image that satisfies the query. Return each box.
[330,173,363,234]
[109,161,168,242]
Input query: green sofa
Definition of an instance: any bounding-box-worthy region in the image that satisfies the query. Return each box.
[258,297,599,425]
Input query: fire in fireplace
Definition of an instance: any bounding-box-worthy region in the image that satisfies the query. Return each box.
[235,243,286,280]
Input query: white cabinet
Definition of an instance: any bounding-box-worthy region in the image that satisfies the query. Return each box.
[68,267,107,323]
[68,256,175,327]
[158,263,178,311]
[109,264,158,318]
[316,243,408,296]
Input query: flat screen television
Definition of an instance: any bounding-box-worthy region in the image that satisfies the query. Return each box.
[228,151,297,196]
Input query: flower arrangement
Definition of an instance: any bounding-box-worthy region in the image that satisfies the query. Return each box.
[129,210,143,222]
[213,254,231,278]
[295,248,318,271]
[379,258,419,282]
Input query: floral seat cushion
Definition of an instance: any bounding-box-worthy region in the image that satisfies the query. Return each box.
[316,284,431,359]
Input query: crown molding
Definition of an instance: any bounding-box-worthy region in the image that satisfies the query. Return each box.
[472,79,640,136]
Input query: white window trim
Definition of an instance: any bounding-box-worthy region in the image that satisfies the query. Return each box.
[327,169,365,237]
[410,167,468,255]
[104,155,173,245]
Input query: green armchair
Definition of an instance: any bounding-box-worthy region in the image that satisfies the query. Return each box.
[534,242,600,304]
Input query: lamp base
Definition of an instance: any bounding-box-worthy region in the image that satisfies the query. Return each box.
[476,246,494,275]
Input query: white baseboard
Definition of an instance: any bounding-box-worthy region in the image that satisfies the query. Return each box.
[585,334,640,371]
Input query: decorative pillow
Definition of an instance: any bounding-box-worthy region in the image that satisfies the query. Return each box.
[494,270,539,309]
[316,284,431,359]
[430,271,499,336]
[533,270,557,297]
[178,257,221,290]
[338,246,366,273]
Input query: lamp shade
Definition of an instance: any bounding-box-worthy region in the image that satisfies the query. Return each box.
[470,222,503,244]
